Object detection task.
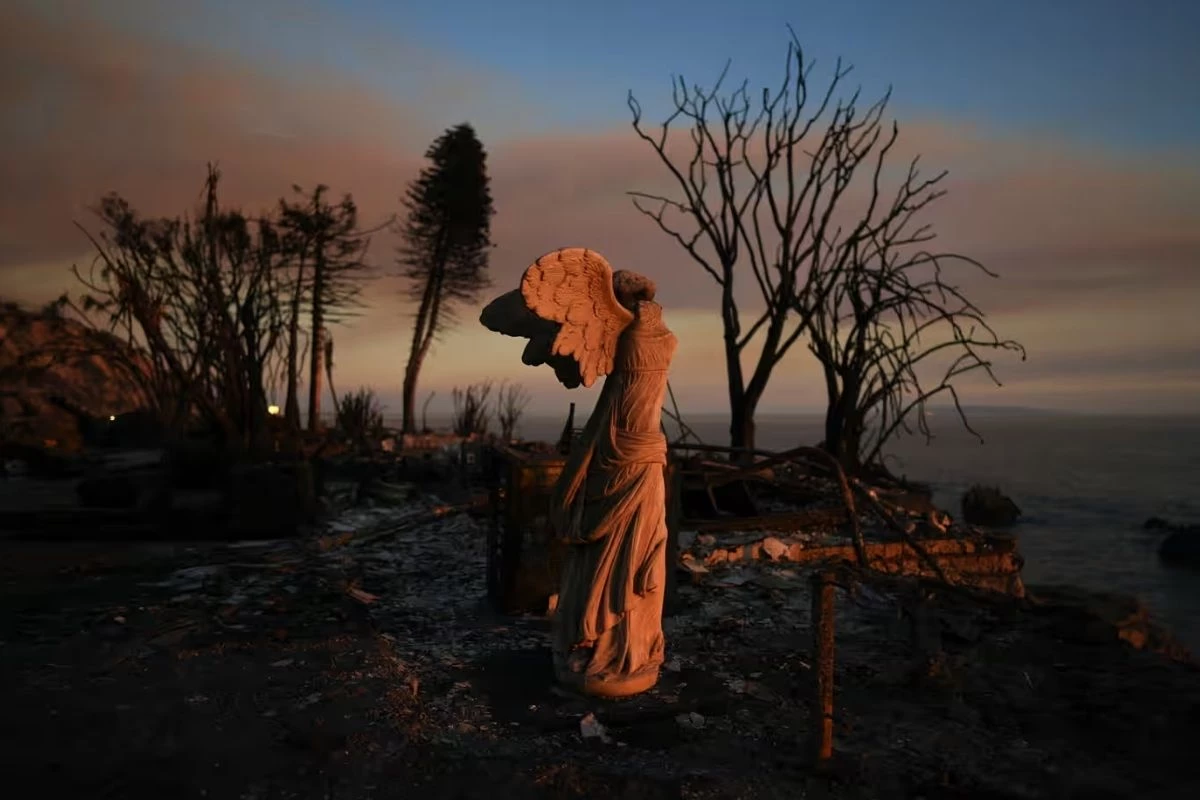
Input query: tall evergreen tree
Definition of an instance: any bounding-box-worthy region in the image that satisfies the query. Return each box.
[397,123,494,434]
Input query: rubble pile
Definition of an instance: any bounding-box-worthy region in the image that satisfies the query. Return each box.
[678,526,1026,597]
[670,446,1028,599]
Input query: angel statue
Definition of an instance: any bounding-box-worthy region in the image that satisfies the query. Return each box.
[480,248,677,698]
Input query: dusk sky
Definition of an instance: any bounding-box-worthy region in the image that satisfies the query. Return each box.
[2,0,1197,417]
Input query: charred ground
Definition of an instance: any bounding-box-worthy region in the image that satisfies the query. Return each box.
[2,466,1197,800]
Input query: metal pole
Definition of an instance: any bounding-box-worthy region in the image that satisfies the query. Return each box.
[811,570,835,765]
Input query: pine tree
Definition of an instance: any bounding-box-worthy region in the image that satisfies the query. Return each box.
[397,123,494,434]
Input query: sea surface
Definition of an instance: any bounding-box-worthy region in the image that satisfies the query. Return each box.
[501,410,1200,654]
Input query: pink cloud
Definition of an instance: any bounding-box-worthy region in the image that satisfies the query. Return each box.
[2,2,1198,415]
[5,1,1197,310]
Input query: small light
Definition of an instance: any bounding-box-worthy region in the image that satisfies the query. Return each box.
[267,404,281,416]
[109,415,116,422]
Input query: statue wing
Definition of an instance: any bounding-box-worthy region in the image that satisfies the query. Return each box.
[520,248,634,389]
[479,288,585,388]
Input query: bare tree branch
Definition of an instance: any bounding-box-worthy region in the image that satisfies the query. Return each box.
[803,158,1026,471]
[61,165,293,450]
[629,32,916,453]
[496,380,531,441]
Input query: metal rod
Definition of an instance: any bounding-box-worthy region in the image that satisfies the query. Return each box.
[811,570,836,765]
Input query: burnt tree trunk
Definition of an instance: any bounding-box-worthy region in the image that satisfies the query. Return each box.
[402,321,440,435]
[722,287,758,456]
[306,253,326,433]
[284,259,306,430]
[401,359,422,436]
[729,393,759,455]
[822,376,865,474]
[401,277,434,435]
[401,236,447,435]
[324,335,339,422]
[728,307,784,458]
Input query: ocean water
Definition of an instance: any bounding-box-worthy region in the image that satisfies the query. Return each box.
[503,410,1200,653]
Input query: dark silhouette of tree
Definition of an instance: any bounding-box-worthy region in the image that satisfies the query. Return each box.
[323,333,340,422]
[397,123,494,434]
[62,165,286,450]
[629,31,900,453]
[421,391,436,433]
[277,185,376,433]
[630,32,1024,466]
[497,381,531,441]
[805,173,1026,470]
[336,387,384,447]
[452,380,493,437]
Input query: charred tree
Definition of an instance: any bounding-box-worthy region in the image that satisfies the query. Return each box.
[323,332,340,421]
[64,165,287,451]
[451,380,494,437]
[277,196,310,430]
[277,185,376,433]
[630,30,909,454]
[397,123,494,435]
[805,158,1025,471]
[497,380,531,441]
[335,387,384,447]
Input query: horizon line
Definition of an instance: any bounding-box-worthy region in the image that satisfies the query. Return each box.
[365,405,1200,421]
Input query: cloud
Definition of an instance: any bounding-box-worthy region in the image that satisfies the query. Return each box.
[0,5,414,267]
[1,1,1197,416]
[490,126,1200,315]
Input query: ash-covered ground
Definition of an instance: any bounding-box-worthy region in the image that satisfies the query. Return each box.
[2,492,1198,799]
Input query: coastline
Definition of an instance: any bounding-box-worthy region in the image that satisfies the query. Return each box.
[493,411,1200,655]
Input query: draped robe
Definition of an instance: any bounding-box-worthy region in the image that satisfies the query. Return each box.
[549,300,678,697]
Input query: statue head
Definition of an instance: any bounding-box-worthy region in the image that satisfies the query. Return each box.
[612,270,656,310]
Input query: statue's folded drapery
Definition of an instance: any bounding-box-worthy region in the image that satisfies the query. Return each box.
[550,301,677,696]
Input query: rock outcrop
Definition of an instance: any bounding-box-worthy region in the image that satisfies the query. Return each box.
[1029,584,1193,663]
[0,301,147,452]
[960,484,1022,527]
[1147,518,1200,568]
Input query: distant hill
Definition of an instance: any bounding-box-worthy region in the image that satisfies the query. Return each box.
[0,300,148,451]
